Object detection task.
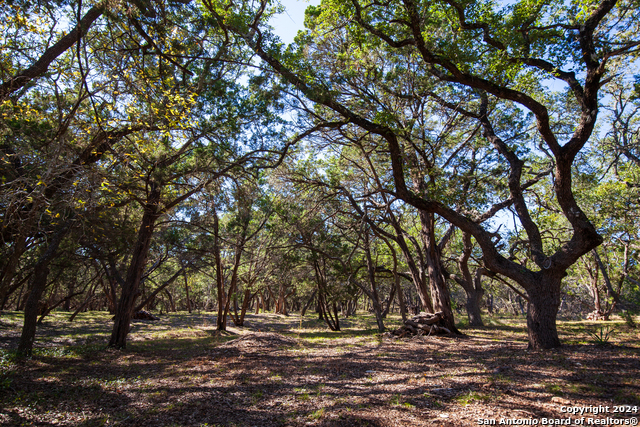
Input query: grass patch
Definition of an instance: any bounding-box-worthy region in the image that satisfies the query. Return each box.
[455,391,491,406]
[308,407,325,420]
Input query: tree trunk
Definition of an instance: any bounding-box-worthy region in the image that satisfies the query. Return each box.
[135,267,184,312]
[419,210,459,334]
[465,288,484,327]
[109,183,161,349]
[235,289,254,326]
[165,289,176,312]
[388,217,433,312]
[526,274,562,349]
[255,292,262,314]
[212,207,228,331]
[363,230,385,332]
[275,281,291,315]
[102,276,117,314]
[314,260,339,331]
[183,268,192,314]
[17,222,70,356]
[18,266,51,356]
[38,291,82,323]
[394,272,407,321]
[0,235,28,308]
[68,281,100,322]
[452,232,485,327]
[593,249,624,310]
[381,282,396,318]
[1,273,31,310]
[301,289,317,317]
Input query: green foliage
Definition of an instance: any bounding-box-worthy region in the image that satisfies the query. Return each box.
[455,391,491,406]
[587,325,615,346]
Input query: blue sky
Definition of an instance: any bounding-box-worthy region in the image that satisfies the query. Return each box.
[269,0,321,44]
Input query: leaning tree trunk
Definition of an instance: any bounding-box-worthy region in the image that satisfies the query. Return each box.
[134,267,184,313]
[301,289,317,317]
[183,268,192,314]
[314,259,339,331]
[235,288,255,326]
[526,273,562,349]
[109,184,161,349]
[17,222,70,356]
[593,249,624,312]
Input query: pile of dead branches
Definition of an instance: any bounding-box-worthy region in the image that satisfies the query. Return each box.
[389,312,452,338]
[133,310,160,321]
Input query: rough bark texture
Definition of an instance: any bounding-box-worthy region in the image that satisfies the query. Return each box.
[526,275,562,349]
[419,211,460,334]
[109,183,161,349]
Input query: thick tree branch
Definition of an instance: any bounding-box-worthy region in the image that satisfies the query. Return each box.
[0,2,106,101]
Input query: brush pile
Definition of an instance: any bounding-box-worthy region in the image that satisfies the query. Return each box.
[390,311,452,338]
[133,310,160,321]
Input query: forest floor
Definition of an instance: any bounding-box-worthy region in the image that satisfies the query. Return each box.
[0,311,639,427]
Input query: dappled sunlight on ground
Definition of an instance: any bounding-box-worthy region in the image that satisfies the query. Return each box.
[0,311,638,426]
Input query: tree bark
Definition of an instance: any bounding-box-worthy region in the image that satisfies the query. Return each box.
[235,289,255,326]
[451,232,485,327]
[109,183,161,349]
[165,289,176,312]
[17,222,70,356]
[526,274,562,349]
[418,210,460,334]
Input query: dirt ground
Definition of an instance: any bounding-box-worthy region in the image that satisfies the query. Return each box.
[0,311,639,427]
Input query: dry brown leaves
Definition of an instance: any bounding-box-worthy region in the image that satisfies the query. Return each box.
[1,314,639,427]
